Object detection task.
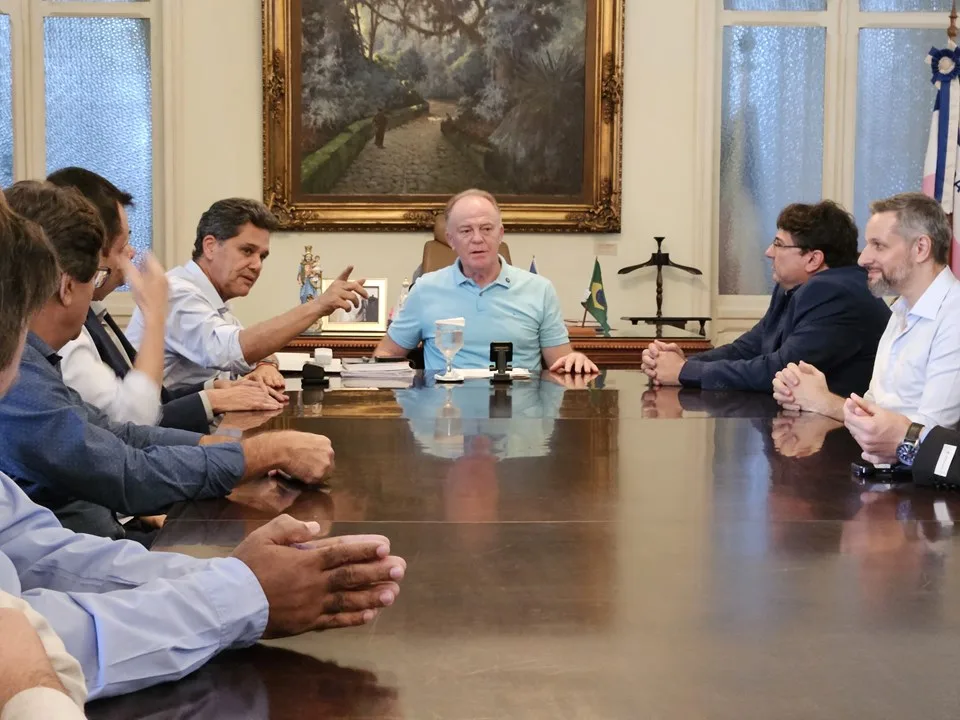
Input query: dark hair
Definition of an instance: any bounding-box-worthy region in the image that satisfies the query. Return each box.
[0,191,60,371]
[869,192,951,265]
[46,167,133,253]
[193,198,280,261]
[4,181,105,286]
[776,200,859,268]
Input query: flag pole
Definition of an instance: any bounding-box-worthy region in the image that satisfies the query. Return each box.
[581,308,587,327]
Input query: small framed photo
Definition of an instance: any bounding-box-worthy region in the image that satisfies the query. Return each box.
[319,278,387,335]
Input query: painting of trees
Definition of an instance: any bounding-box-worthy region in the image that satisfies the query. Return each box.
[266,0,623,229]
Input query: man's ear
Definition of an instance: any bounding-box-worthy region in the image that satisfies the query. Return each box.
[56,273,73,307]
[201,235,219,260]
[806,248,826,273]
[913,234,933,263]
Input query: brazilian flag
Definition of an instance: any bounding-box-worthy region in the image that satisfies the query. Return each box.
[581,258,611,336]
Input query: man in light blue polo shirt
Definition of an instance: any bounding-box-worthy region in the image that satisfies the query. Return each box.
[375,189,598,373]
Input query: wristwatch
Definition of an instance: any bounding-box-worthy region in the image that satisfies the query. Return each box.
[896,422,925,466]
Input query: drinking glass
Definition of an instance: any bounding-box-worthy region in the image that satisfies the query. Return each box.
[435,321,464,382]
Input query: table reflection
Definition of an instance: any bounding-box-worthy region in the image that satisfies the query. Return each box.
[86,645,401,720]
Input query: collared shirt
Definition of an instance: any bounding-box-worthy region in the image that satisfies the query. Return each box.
[60,302,164,426]
[387,257,569,372]
[866,267,960,428]
[60,304,215,427]
[127,261,253,391]
[0,333,246,536]
[0,472,268,701]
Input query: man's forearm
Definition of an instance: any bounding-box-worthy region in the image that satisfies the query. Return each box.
[812,393,846,422]
[132,311,166,389]
[0,610,69,709]
[241,432,291,480]
[238,302,323,364]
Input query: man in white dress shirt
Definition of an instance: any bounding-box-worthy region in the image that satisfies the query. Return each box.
[773,193,960,458]
[127,198,366,392]
[51,169,283,431]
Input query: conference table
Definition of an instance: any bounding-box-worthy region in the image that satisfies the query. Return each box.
[87,370,960,719]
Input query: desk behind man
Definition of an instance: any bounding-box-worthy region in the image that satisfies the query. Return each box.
[375,189,597,374]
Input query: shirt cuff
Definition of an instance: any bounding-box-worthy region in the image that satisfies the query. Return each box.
[204,378,216,390]
[677,360,702,389]
[920,425,932,443]
[204,557,270,650]
[198,390,215,423]
[1,688,85,720]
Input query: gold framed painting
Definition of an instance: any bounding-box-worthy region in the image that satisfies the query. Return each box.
[262,0,624,232]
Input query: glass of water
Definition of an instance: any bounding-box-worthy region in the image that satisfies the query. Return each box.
[435,320,464,382]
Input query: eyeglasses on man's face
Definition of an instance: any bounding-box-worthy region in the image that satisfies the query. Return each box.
[771,238,806,251]
[93,267,111,289]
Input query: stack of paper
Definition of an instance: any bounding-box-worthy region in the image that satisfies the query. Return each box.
[340,359,416,381]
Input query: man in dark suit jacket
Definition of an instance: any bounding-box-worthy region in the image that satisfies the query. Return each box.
[48,168,284,434]
[642,200,890,396]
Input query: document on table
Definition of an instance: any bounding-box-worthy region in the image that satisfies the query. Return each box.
[456,368,532,380]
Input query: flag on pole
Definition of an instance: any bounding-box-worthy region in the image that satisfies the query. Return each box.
[922,42,960,278]
[529,256,538,274]
[581,258,611,336]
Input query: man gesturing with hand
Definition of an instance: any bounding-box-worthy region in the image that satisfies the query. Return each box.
[128,198,367,391]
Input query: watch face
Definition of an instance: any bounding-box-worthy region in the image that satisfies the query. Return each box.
[897,441,918,465]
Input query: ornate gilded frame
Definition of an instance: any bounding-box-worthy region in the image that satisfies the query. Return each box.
[261,0,624,232]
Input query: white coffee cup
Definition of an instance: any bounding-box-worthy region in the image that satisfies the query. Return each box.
[313,347,333,367]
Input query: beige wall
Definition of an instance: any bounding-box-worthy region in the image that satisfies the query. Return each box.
[172,0,710,328]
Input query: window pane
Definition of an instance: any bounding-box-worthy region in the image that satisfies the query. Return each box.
[0,15,12,188]
[724,0,825,9]
[719,26,826,295]
[44,17,152,255]
[854,29,943,235]
[860,0,953,10]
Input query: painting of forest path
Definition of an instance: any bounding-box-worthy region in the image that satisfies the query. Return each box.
[298,0,588,198]
[329,99,507,195]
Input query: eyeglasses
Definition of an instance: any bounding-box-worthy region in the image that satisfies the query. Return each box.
[771,238,807,251]
[93,267,111,289]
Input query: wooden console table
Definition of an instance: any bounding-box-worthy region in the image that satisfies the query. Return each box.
[285,328,712,370]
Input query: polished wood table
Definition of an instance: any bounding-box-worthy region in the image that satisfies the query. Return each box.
[286,325,713,369]
[87,371,960,719]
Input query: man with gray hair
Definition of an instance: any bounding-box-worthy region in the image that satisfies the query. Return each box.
[773,192,960,451]
[375,189,598,374]
[127,198,367,391]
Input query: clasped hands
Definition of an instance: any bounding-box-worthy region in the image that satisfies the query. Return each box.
[774,361,911,464]
[641,340,685,385]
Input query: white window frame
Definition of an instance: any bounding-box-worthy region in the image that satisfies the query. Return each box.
[0,0,177,318]
[697,1,953,337]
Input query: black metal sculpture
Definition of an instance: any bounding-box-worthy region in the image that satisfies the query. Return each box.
[618,237,710,337]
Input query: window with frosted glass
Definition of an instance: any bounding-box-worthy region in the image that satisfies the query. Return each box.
[854,28,944,234]
[0,15,12,188]
[44,16,152,255]
[860,0,953,10]
[724,0,826,9]
[719,26,826,295]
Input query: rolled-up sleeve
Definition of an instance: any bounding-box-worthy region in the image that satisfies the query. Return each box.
[164,279,253,375]
[0,475,269,700]
[59,328,162,427]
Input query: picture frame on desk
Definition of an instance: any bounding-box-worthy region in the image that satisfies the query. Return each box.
[320,278,387,335]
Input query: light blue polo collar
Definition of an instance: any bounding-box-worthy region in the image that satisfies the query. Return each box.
[452,255,514,290]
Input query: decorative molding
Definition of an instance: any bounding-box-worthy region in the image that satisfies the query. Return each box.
[566,179,621,232]
[265,48,285,120]
[600,52,623,124]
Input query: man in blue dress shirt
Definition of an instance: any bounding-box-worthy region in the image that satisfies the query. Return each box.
[0,182,336,542]
[642,200,890,396]
[0,189,405,701]
[374,189,599,374]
